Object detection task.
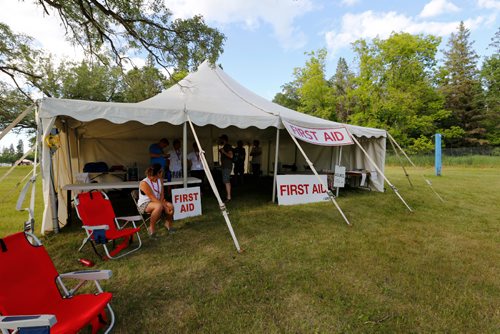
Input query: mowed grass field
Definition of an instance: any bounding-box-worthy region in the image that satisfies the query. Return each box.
[0,163,499,333]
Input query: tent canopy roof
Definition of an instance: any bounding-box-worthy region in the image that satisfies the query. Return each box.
[39,61,386,138]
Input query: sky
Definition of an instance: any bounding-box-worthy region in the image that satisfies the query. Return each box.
[0,0,499,150]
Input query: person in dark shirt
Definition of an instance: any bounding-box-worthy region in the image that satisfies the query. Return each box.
[218,134,233,203]
[233,140,246,185]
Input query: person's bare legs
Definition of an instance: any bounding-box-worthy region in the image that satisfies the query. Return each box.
[162,199,174,230]
[145,202,162,235]
[225,182,231,201]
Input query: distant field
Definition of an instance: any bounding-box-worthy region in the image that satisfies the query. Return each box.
[0,164,499,333]
[386,153,500,167]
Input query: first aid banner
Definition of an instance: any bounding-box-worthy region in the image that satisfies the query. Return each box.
[283,120,353,146]
[276,175,329,205]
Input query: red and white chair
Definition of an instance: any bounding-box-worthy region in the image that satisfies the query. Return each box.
[0,232,115,333]
[75,191,142,260]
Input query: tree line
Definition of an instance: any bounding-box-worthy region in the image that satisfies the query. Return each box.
[273,22,499,153]
[1,2,498,155]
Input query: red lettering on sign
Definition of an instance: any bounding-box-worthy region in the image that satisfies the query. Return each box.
[312,184,326,194]
[324,132,334,142]
[334,131,344,141]
[180,203,195,213]
[280,184,311,196]
[174,192,199,203]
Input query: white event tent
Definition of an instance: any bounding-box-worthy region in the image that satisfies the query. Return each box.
[38,61,394,242]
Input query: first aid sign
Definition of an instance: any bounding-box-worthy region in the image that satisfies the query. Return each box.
[276,175,329,205]
[172,187,202,220]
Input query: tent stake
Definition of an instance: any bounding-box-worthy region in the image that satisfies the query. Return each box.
[285,127,351,226]
[187,116,242,253]
[349,133,413,212]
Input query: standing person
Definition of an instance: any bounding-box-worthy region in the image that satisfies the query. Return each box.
[250,139,262,179]
[168,139,182,179]
[187,142,205,187]
[137,163,175,236]
[218,134,233,203]
[149,138,169,171]
[233,140,246,185]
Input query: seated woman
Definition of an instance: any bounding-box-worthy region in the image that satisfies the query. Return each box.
[137,163,175,236]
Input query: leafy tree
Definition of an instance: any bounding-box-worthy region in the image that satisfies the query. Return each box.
[329,57,356,122]
[0,144,17,164]
[0,23,43,100]
[480,28,500,145]
[118,56,171,102]
[1,1,226,132]
[0,82,36,131]
[58,61,123,101]
[438,21,485,146]
[16,139,24,158]
[273,49,336,119]
[32,0,225,72]
[351,33,446,152]
[293,49,336,119]
[272,82,300,111]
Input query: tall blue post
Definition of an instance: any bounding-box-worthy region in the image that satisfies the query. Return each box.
[435,133,442,176]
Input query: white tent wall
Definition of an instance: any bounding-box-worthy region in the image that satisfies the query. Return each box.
[270,133,386,192]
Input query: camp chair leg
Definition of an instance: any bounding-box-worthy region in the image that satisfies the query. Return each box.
[103,304,115,334]
[78,236,90,252]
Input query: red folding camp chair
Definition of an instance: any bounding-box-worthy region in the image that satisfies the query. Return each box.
[0,232,115,334]
[75,191,142,260]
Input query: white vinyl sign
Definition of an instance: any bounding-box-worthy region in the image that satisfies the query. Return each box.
[333,165,346,188]
[283,120,354,146]
[172,187,202,220]
[276,175,329,205]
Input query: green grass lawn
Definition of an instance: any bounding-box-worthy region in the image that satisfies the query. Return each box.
[1,164,499,333]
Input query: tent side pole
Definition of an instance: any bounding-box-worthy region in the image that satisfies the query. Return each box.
[386,132,417,168]
[387,132,413,187]
[0,104,34,141]
[187,116,242,253]
[272,128,280,203]
[349,134,413,212]
[182,121,188,187]
[387,133,445,203]
[285,128,351,226]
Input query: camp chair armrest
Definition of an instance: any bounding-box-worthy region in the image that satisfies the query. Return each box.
[0,314,57,330]
[82,224,109,231]
[59,269,112,281]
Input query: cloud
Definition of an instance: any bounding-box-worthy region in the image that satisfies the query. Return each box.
[165,0,315,49]
[340,0,360,6]
[325,10,486,55]
[477,0,500,10]
[420,0,460,18]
